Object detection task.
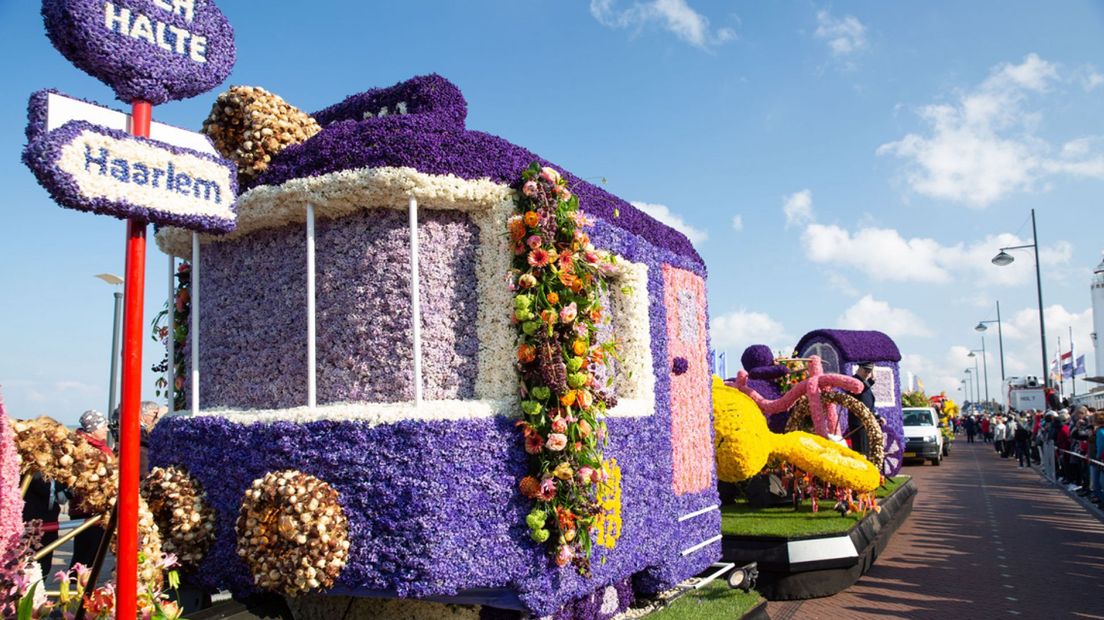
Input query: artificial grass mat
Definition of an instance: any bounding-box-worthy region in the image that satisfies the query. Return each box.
[720,475,910,538]
[646,580,764,620]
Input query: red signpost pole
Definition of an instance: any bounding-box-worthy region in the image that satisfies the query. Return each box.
[117,100,151,619]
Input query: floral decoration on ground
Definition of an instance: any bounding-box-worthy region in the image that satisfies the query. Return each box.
[511,163,619,573]
[236,470,350,595]
[141,466,217,572]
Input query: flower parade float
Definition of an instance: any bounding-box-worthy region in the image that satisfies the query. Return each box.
[709,334,917,601]
[147,74,731,619]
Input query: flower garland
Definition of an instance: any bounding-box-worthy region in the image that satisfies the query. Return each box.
[511,163,617,574]
[151,261,190,411]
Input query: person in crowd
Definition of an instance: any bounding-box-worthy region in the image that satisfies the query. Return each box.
[22,474,63,576]
[1014,414,1032,468]
[69,410,113,570]
[993,415,1007,457]
[850,362,880,457]
[1071,407,1092,494]
[139,400,167,477]
[964,415,977,443]
[980,415,991,444]
[1092,410,1104,505]
[1057,411,1072,484]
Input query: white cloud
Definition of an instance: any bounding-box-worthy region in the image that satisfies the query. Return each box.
[802,223,1072,286]
[782,189,814,228]
[1078,64,1104,91]
[878,54,1104,206]
[590,0,736,49]
[731,214,744,232]
[711,310,790,356]
[814,10,867,57]
[631,201,707,245]
[837,295,933,339]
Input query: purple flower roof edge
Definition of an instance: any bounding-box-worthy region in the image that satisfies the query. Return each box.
[795,329,902,363]
[250,74,705,270]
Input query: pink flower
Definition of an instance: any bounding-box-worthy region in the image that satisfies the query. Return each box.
[561,189,572,201]
[545,433,568,451]
[527,235,543,250]
[551,418,567,434]
[584,251,599,264]
[576,466,595,484]
[523,180,538,196]
[525,434,544,454]
[559,302,578,324]
[539,476,557,500]
[540,166,561,184]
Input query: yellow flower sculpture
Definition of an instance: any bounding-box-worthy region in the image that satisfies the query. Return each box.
[711,377,881,493]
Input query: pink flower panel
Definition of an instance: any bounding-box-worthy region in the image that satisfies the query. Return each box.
[662,265,713,495]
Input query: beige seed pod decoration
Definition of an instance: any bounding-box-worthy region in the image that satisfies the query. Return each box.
[202,86,321,184]
[9,417,166,589]
[236,470,350,596]
[142,466,217,572]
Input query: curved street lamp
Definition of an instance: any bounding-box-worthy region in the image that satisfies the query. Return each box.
[975,300,1005,381]
[95,273,124,448]
[991,208,1048,387]
[968,344,989,410]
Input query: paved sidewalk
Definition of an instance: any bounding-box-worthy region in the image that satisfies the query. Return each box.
[769,440,1104,619]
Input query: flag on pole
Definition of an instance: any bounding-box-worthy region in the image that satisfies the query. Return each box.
[1074,355,1086,377]
[917,377,925,391]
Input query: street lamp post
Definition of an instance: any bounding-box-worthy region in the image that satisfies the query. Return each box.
[965,369,975,406]
[95,273,124,447]
[992,208,1048,387]
[969,340,989,411]
[975,300,1005,382]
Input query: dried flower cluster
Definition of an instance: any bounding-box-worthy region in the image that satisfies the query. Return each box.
[142,466,216,572]
[8,417,165,589]
[236,470,349,596]
[202,86,321,184]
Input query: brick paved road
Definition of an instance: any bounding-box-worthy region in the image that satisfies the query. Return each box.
[769,439,1104,619]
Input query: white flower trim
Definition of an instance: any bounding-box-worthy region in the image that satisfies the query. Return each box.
[155,166,513,257]
[60,127,235,220]
[606,260,656,418]
[170,398,517,427]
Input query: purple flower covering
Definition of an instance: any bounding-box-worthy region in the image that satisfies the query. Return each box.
[313,74,467,130]
[196,209,479,408]
[794,329,902,363]
[252,75,705,270]
[42,0,235,105]
[155,219,719,616]
[21,117,238,233]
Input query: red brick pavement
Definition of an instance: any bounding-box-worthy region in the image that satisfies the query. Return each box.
[768,439,1104,620]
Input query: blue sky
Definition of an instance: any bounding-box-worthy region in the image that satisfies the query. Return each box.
[1,1,1102,423]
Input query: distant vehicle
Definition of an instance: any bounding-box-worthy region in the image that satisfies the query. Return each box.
[1003,376,1046,412]
[902,406,944,466]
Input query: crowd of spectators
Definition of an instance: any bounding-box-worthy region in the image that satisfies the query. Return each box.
[958,404,1104,504]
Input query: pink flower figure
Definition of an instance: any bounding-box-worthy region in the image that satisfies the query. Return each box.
[551,418,568,434]
[522,180,538,196]
[734,355,859,438]
[528,248,551,268]
[540,166,561,184]
[527,235,543,250]
[559,302,578,324]
[545,433,568,451]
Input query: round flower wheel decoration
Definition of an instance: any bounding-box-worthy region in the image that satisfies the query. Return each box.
[786,392,885,471]
[236,470,350,596]
[8,417,166,588]
[141,466,217,572]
